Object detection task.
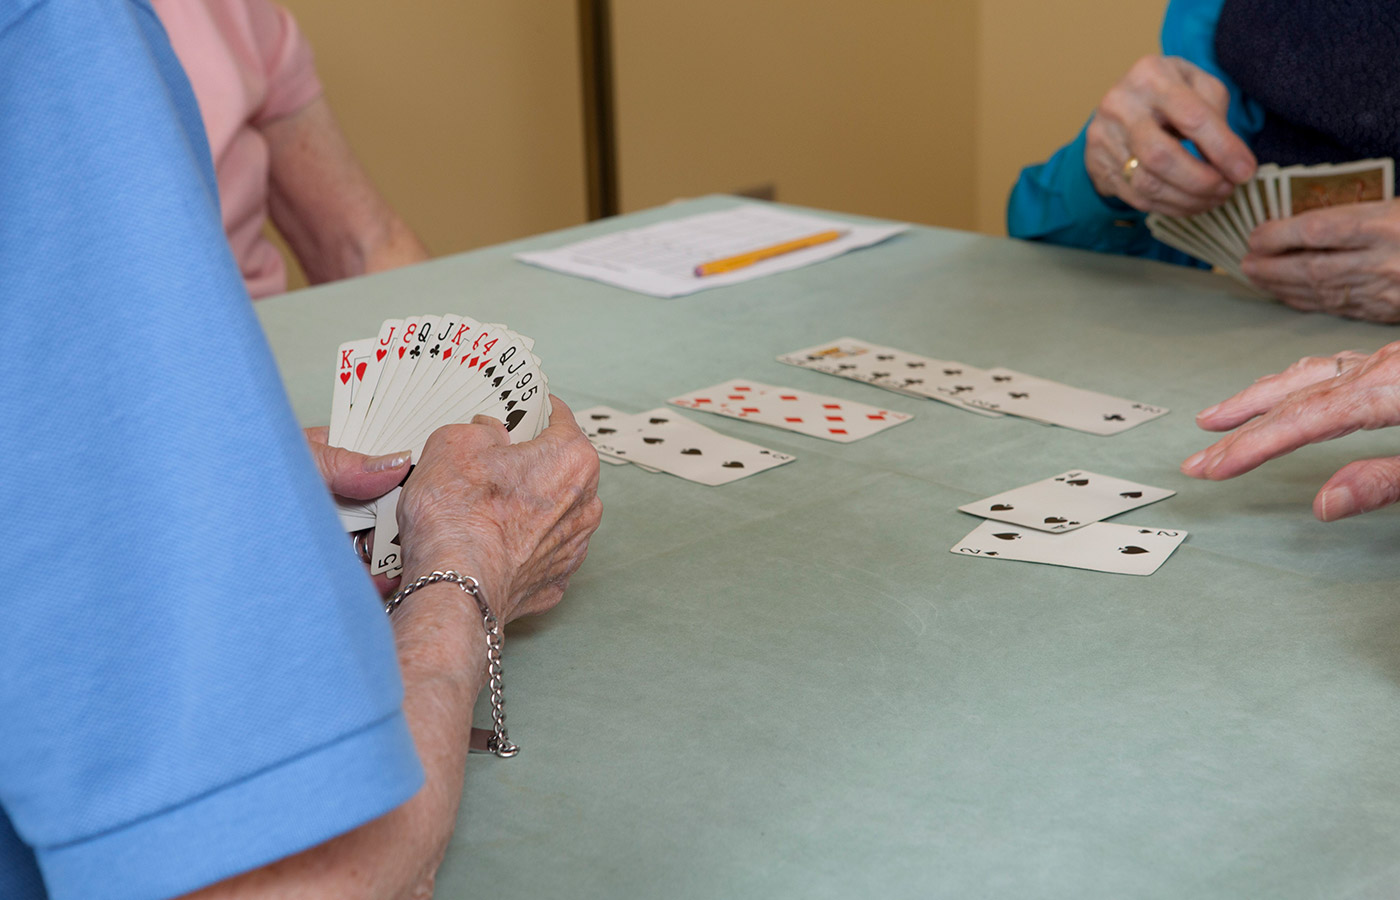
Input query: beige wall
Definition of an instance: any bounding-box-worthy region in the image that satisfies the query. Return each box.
[269,0,1166,278]
[974,1,1162,233]
[611,0,980,231]
[279,0,586,270]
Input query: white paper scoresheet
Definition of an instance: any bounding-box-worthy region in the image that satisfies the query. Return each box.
[514,204,908,298]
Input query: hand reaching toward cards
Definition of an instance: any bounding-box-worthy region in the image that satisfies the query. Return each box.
[1085,55,1256,216]
[1181,344,1400,519]
[1241,200,1400,322]
[397,396,602,624]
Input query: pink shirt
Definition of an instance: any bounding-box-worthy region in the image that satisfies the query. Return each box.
[153,0,323,299]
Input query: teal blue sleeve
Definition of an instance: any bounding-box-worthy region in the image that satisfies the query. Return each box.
[1006,126,1201,265]
[1005,0,1261,268]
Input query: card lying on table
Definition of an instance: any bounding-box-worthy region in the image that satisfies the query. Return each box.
[577,405,794,485]
[668,379,912,442]
[935,367,1168,435]
[777,337,1003,417]
[329,314,551,577]
[777,337,1168,435]
[959,470,1175,533]
[950,520,1187,576]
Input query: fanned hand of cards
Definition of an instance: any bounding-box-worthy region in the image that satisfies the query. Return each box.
[578,406,795,485]
[779,338,1167,435]
[951,469,1187,576]
[329,314,550,577]
[1146,157,1394,288]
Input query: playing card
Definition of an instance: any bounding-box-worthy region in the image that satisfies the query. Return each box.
[778,337,1004,417]
[958,469,1175,532]
[576,405,636,465]
[335,498,377,532]
[951,520,1187,576]
[358,314,438,452]
[338,318,401,450]
[1258,164,1283,220]
[1280,157,1393,216]
[1147,214,1236,275]
[330,337,375,447]
[369,486,404,577]
[591,408,795,486]
[668,379,912,442]
[1244,175,1268,227]
[941,368,1168,435]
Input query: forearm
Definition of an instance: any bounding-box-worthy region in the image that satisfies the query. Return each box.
[263,97,430,285]
[184,583,487,900]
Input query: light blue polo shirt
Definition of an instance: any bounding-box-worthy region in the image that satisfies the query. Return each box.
[0,2,423,897]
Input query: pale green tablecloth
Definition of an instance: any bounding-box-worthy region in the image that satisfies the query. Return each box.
[257,197,1400,899]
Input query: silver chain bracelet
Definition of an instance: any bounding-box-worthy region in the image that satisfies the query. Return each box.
[385,570,519,758]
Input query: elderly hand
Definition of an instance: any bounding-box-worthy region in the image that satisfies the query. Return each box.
[304,426,413,594]
[1085,55,1256,216]
[1180,345,1400,519]
[1241,200,1400,322]
[397,396,602,625]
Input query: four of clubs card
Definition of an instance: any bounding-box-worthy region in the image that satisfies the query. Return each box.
[779,337,1168,435]
[952,470,1187,576]
[330,314,551,578]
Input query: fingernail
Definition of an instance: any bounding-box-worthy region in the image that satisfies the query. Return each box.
[365,450,412,473]
[1231,161,1253,183]
[1215,181,1234,196]
[1198,403,1221,419]
[1317,486,1353,522]
[1182,451,1207,471]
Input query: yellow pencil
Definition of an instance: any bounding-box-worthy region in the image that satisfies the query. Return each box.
[693,228,846,277]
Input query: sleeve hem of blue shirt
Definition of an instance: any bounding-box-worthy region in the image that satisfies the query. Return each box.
[36,710,424,900]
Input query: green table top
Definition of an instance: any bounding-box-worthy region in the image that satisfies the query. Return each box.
[257,197,1400,899]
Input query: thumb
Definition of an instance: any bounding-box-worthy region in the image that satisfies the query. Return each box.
[307,438,412,501]
[1314,456,1400,521]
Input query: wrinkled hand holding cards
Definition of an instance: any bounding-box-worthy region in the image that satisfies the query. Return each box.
[1146,156,1394,288]
[779,338,1168,435]
[330,314,550,577]
[952,470,1186,576]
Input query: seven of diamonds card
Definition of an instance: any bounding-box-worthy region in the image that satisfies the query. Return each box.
[667,379,911,442]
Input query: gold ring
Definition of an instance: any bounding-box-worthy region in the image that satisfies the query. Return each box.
[1121,156,1140,183]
